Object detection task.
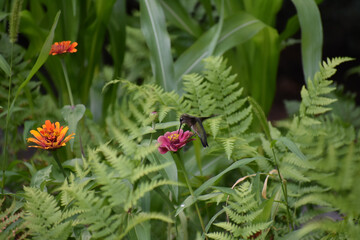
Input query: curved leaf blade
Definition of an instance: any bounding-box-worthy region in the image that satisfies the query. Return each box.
[11,11,60,110]
[160,0,202,37]
[292,0,323,84]
[175,157,260,216]
[0,54,11,77]
[175,12,265,84]
[140,0,175,92]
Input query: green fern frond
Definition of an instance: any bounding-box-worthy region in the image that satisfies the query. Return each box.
[133,143,159,160]
[282,153,314,169]
[207,116,222,139]
[214,222,241,235]
[225,208,263,224]
[119,212,173,239]
[88,150,131,208]
[294,194,331,209]
[319,57,354,80]
[220,137,236,160]
[98,144,134,178]
[24,187,73,240]
[131,162,172,182]
[207,232,236,240]
[281,164,310,182]
[208,182,272,239]
[0,198,26,239]
[60,178,120,239]
[299,57,353,122]
[125,180,179,210]
[182,73,216,116]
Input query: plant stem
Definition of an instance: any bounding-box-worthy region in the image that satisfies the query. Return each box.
[60,58,74,106]
[271,146,294,230]
[52,151,67,178]
[173,153,208,240]
[2,44,14,196]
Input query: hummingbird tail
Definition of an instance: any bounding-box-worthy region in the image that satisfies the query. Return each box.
[200,138,209,148]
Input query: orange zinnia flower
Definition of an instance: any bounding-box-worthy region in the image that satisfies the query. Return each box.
[27,120,75,150]
[49,41,78,55]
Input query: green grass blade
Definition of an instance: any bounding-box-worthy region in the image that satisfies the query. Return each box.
[175,157,259,216]
[175,12,265,85]
[292,0,323,84]
[11,11,60,110]
[214,13,265,55]
[140,0,175,92]
[160,0,202,37]
[248,96,271,141]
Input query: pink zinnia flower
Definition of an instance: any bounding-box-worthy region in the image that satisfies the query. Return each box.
[157,129,194,154]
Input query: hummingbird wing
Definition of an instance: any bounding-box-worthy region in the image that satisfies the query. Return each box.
[192,119,208,147]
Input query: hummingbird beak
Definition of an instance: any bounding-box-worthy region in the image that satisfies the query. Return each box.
[178,123,183,134]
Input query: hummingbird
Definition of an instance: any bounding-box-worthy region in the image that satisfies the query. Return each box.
[178,114,214,148]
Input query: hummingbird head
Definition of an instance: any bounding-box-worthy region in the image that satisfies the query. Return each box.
[178,114,189,133]
[178,114,184,133]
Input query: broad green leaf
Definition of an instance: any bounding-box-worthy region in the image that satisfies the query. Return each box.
[243,0,282,26]
[11,11,60,113]
[208,0,224,61]
[63,158,83,171]
[175,12,265,85]
[292,0,323,84]
[23,120,35,143]
[155,121,179,129]
[31,165,52,189]
[279,15,299,43]
[61,104,86,151]
[253,196,275,223]
[140,0,175,92]
[160,0,202,37]
[175,157,259,216]
[108,0,126,77]
[0,54,11,76]
[148,152,178,201]
[279,222,321,240]
[0,12,8,22]
[95,0,117,22]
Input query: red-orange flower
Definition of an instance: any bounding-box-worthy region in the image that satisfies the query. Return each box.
[27,120,75,150]
[49,41,78,55]
[157,129,194,154]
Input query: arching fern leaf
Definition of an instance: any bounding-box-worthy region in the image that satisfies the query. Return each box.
[207,182,272,240]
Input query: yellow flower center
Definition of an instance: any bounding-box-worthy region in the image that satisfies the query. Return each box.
[167,133,179,141]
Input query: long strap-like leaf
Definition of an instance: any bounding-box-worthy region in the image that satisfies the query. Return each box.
[140,0,175,92]
[292,0,323,84]
[174,12,265,86]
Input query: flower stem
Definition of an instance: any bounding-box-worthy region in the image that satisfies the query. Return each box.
[52,151,67,178]
[271,146,294,230]
[173,153,208,240]
[60,58,74,106]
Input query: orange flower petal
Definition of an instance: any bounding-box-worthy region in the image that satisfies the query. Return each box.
[45,120,52,129]
[29,130,44,142]
[27,120,75,150]
[62,133,75,144]
[57,126,69,142]
[55,122,60,130]
[49,41,78,55]
[28,145,46,149]
[27,138,44,146]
